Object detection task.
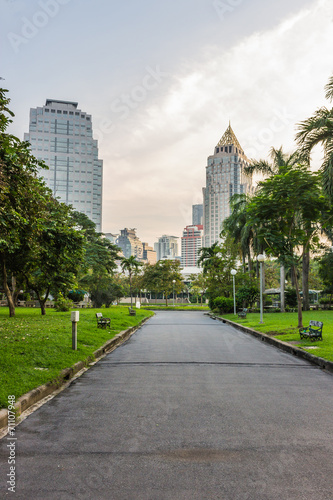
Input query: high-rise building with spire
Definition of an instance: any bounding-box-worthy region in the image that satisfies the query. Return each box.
[202,124,253,247]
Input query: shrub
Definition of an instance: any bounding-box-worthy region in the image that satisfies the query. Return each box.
[54,293,73,312]
[213,296,234,314]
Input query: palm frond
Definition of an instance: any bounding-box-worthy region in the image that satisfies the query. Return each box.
[324,75,333,102]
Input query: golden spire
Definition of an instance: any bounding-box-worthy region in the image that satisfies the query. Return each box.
[216,123,243,151]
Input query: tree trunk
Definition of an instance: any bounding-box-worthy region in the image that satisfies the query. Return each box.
[1,257,15,317]
[248,251,252,273]
[302,248,310,311]
[292,264,303,329]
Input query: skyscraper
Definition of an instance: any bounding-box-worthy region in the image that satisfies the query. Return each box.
[202,124,253,247]
[24,99,103,231]
[181,224,203,268]
[192,204,203,226]
[154,235,179,261]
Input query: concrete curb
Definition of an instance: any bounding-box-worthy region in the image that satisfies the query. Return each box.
[209,313,333,374]
[0,315,152,433]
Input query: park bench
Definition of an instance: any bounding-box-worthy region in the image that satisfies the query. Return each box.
[96,312,111,329]
[299,320,323,341]
[128,307,136,316]
[238,308,248,318]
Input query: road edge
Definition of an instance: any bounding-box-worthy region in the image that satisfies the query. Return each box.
[209,313,333,374]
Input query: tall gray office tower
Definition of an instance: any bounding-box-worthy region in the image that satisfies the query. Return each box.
[202,123,253,247]
[192,204,203,226]
[24,99,103,231]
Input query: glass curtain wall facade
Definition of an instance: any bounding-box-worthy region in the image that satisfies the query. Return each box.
[24,99,103,231]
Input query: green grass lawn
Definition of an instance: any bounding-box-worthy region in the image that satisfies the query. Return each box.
[0,306,154,409]
[220,310,333,362]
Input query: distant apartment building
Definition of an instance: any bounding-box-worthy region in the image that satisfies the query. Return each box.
[116,228,156,263]
[24,99,103,231]
[192,204,203,226]
[154,235,179,261]
[116,228,144,260]
[181,224,203,267]
[202,123,253,247]
[104,233,119,245]
[143,243,157,264]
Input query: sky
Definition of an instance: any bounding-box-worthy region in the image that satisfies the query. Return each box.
[1,0,333,246]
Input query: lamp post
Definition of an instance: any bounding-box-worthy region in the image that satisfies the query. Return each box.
[258,254,265,323]
[231,269,237,315]
[172,279,176,306]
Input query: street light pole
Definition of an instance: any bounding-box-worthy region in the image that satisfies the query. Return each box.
[172,280,176,306]
[231,269,237,315]
[258,254,265,323]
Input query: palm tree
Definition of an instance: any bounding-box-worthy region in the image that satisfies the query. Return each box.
[120,255,143,309]
[244,146,309,177]
[222,194,254,273]
[245,146,310,310]
[296,74,333,201]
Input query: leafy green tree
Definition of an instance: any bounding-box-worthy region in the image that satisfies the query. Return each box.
[198,236,239,303]
[318,250,333,305]
[0,87,51,316]
[245,146,312,309]
[142,260,183,306]
[235,275,259,308]
[21,200,84,315]
[74,212,120,304]
[189,272,208,306]
[246,165,329,327]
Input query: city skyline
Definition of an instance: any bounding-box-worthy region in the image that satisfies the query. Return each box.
[2,0,332,243]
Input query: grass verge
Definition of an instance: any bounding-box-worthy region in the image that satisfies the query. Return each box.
[220,310,333,362]
[0,306,154,409]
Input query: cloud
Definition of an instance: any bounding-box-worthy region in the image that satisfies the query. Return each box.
[99,0,333,242]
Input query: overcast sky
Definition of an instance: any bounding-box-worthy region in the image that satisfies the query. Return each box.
[1,0,333,245]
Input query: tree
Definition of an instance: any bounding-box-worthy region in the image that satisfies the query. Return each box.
[0,87,52,316]
[75,212,120,305]
[318,250,333,306]
[246,165,329,327]
[142,260,183,306]
[120,256,143,308]
[198,236,239,303]
[222,194,254,273]
[245,146,311,309]
[21,201,85,315]
[296,74,333,201]
[189,272,209,306]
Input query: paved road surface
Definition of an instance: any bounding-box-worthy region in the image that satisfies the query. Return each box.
[1,311,333,499]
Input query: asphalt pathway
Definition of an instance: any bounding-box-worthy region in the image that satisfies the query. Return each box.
[1,311,333,499]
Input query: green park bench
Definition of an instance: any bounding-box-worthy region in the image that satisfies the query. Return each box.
[238,308,248,318]
[128,307,136,316]
[96,312,111,329]
[299,320,323,341]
